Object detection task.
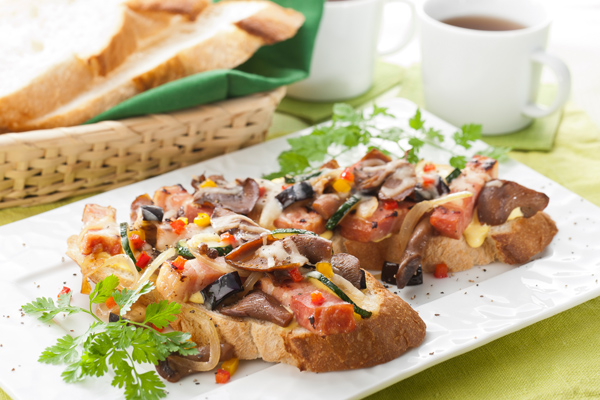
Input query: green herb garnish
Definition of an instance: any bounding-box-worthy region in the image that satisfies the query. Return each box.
[22,275,198,400]
[264,104,510,179]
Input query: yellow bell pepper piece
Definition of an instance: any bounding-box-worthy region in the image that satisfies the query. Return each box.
[200,179,218,188]
[332,178,352,193]
[194,213,211,228]
[221,357,239,376]
[316,262,333,279]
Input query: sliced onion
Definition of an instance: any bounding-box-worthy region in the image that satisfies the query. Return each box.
[189,246,237,275]
[134,248,177,291]
[103,254,140,284]
[395,191,473,258]
[356,196,378,219]
[170,304,221,372]
[241,271,264,296]
[330,274,376,311]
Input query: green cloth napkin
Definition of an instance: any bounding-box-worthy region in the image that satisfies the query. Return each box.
[87,0,325,123]
[277,60,405,124]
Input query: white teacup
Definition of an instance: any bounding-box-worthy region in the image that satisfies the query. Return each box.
[418,0,571,135]
[287,0,415,102]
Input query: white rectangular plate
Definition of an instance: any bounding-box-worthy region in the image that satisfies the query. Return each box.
[1,99,599,400]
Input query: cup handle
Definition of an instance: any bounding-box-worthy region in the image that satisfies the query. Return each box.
[521,50,572,118]
[378,0,416,56]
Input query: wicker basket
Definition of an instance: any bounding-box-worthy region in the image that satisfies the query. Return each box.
[0,87,286,209]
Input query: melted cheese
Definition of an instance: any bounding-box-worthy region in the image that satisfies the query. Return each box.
[256,240,308,268]
[463,207,524,248]
[463,211,489,248]
[507,207,523,221]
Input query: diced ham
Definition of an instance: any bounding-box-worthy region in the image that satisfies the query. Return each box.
[273,203,326,234]
[153,185,193,219]
[259,278,356,335]
[78,204,122,256]
[338,201,409,243]
[430,155,498,239]
[155,221,206,251]
[311,193,345,220]
[156,258,223,303]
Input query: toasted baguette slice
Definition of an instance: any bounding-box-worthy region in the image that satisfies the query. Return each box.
[336,212,558,272]
[14,1,304,132]
[0,0,210,132]
[170,272,425,372]
[66,240,426,372]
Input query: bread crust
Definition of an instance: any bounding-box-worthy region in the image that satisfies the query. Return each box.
[0,0,210,132]
[334,212,558,273]
[67,235,426,372]
[13,1,305,132]
[169,273,426,372]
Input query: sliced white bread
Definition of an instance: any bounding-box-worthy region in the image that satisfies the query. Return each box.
[13,0,304,132]
[0,0,210,132]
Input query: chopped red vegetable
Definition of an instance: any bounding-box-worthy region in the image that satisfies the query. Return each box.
[136,251,151,269]
[171,256,187,272]
[423,163,436,172]
[258,186,267,198]
[288,267,304,282]
[215,368,230,384]
[58,286,71,298]
[310,291,325,306]
[220,233,236,245]
[150,323,165,333]
[422,176,435,188]
[130,233,144,250]
[340,167,355,182]
[382,199,398,211]
[105,296,117,309]
[434,263,448,278]
[170,218,187,234]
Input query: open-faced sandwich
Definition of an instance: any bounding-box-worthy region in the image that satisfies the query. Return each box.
[256,149,558,288]
[65,144,557,385]
[66,186,427,380]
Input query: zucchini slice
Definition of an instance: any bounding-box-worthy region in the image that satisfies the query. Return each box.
[119,222,138,268]
[445,168,462,184]
[270,228,318,238]
[325,194,361,231]
[306,271,372,318]
[177,240,233,258]
[176,240,194,259]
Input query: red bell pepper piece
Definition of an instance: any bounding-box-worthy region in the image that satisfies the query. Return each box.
[215,368,230,384]
[434,263,448,278]
[136,251,151,269]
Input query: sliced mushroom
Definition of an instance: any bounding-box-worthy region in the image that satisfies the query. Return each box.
[396,215,434,288]
[477,180,549,226]
[331,253,362,289]
[225,234,332,272]
[156,343,235,383]
[210,206,269,243]
[220,290,293,327]
[378,161,417,202]
[194,177,260,215]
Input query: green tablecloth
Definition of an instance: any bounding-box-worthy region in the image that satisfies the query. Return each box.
[2,64,600,399]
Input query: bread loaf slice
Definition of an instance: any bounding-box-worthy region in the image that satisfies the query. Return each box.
[13,0,304,132]
[335,212,558,273]
[171,272,426,372]
[0,0,210,132]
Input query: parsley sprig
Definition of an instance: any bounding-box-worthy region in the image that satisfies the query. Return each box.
[22,275,198,400]
[264,104,510,179]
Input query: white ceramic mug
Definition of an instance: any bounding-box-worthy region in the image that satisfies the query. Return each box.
[418,0,571,135]
[286,0,415,102]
